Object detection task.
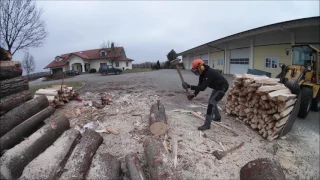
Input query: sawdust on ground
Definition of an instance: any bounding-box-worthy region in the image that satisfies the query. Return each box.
[51,78,319,180]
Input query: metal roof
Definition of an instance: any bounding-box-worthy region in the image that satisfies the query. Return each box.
[178,16,320,56]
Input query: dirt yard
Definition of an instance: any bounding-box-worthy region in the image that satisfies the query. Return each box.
[51,73,319,180]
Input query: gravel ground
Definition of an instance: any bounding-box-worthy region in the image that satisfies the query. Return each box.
[48,70,319,179]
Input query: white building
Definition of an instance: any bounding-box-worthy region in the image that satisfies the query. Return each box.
[44,47,134,74]
[178,16,320,77]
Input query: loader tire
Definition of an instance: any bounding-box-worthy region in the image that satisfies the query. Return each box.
[298,87,313,118]
[311,91,320,112]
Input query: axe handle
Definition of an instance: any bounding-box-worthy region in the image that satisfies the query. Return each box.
[175,64,190,94]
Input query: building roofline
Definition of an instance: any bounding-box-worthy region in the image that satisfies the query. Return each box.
[178,16,320,55]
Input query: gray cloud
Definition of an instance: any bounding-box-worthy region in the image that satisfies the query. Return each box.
[12,0,319,72]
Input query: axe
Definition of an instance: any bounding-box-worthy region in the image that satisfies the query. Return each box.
[170,59,190,95]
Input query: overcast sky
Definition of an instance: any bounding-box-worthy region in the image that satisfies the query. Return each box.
[12,0,320,73]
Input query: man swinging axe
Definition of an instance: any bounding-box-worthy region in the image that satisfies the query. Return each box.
[182,59,229,131]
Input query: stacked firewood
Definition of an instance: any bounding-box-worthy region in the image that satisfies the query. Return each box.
[34,85,76,107]
[226,74,297,141]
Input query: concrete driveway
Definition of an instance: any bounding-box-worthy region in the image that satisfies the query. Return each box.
[30,69,319,135]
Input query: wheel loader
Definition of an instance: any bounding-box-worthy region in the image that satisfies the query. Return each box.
[277,44,320,119]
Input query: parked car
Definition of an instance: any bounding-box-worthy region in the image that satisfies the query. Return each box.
[99,65,122,75]
[65,70,80,76]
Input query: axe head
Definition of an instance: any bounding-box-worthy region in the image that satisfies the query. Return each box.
[170,59,180,66]
[212,150,225,160]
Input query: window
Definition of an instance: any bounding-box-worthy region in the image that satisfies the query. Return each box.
[100,63,106,67]
[126,62,129,67]
[108,65,113,69]
[217,59,224,65]
[100,51,106,56]
[230,58,249,64]
[265,57,278,68]
[116,62,119,67]
[55,56,61,62]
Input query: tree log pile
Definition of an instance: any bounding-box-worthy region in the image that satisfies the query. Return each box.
[225,74,298,141]
[34,85,76,107]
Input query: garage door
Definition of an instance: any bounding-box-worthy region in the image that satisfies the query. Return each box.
[230,48,249,74]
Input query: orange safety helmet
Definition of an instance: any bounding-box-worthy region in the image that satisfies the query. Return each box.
[192,59,204,69]
[191,59,205,76]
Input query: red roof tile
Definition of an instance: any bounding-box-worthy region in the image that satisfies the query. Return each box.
[44,47,133,69]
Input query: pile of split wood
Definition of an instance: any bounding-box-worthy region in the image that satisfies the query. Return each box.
[34,85,76,107]
[226,74,297,141]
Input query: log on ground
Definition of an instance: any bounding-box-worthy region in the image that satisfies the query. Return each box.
[0,90,32,116]
[0,95,49,137]
[86,145,121,180]
[149,100,168,135]
[0,115,70,179]
[240,158,285,180]
[0,61,22,81]
[60,129,103,180]
[125,153,147,180]
[0,106,55,155]
[19,129,81,180]
[0,76,29,98]
[143,137,177,180]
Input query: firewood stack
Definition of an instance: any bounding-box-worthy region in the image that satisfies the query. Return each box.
[34,85,76,107]
[226,74,297,141]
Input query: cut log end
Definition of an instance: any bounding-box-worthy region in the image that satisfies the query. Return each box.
[150,122,169,136]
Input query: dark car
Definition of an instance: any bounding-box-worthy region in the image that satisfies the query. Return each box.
[99,65,122,75]
[65,70,80,76]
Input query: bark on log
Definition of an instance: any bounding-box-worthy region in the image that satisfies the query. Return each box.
[0,76,29,98]
[149,100,168,136]
[0,90,32,116]
[240,158,285,180]
[125,153,147,180]
[19,129,81,180]
[60,129,103,180]
[0,115,70,179]
[143,138,177,180]
[0,106,55,154]
[86,145,121,180]
[0,96,49,137]
[0,61,22,80]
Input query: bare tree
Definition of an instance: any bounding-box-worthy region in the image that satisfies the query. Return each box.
[100,40,119,49]
[100,41,108,49]
[0,0,48,55]
[22,52,36,79]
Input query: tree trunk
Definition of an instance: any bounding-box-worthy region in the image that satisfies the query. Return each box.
[60,129,103,180]
[0,76,29,98]
[0,95,49,137]
[0,90,32,116]
[125,153,147,180]
[149,100,168,135]
[0,106,55,154]
[19,129,81,180]
[240,158,286,180]
[0,61,23,80]
[86,145,121,180]
[143,138,177,180]
[0,115,70,180]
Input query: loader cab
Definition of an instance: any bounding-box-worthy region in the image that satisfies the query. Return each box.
[291,45,319,84]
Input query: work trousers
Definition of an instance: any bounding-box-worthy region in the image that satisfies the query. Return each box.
[204,89,225,126]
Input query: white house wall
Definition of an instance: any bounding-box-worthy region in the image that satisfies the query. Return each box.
[90,59,111,70]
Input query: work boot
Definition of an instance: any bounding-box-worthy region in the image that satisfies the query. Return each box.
[212,105,221,122]
[198,115,211,131]
[198,125,210,131]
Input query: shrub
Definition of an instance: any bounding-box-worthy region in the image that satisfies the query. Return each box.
[89,68,97,73]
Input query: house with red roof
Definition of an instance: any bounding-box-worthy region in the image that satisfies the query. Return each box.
[44,47,134,74]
